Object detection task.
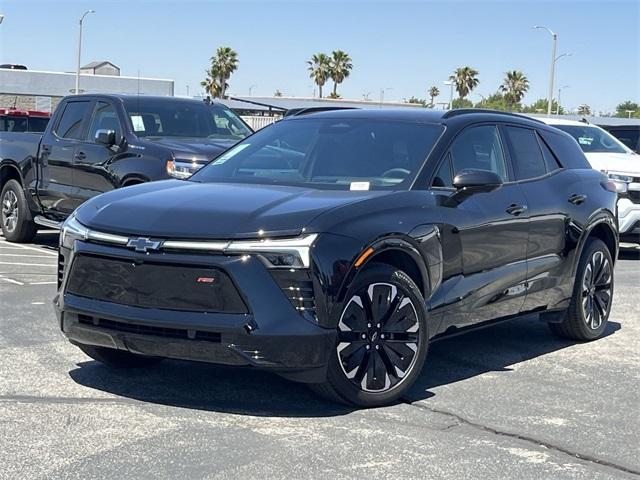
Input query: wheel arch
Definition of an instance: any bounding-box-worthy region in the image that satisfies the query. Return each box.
[340,236,432,303]
[0,161,24,190]
[120,174,150,187]
[572,211,618,277]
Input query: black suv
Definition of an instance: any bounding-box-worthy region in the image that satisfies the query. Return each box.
[55,109,618,407]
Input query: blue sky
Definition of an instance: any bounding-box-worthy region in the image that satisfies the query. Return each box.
[1,0,638,112]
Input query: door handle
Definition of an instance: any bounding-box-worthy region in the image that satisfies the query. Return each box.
[568,193,587,205]
[74,151,86,161]
[40,145,52,154]
[506,204,527,216]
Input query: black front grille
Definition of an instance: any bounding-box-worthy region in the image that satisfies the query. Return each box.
[77,314,221,343]
[270,269,316,317]
[627,190,640,204]
[66,254,248,314]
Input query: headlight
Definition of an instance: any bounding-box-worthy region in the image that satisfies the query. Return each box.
[60,215,89,249]
[166,158,205,179]
[226,234,318,268]
[607,173,633,194]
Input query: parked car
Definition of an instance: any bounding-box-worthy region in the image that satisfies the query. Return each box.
[540,118,640,243]
[55,109,618,407]
[600,123,640,154]
[0,108,50,133]
[0,94,252,242]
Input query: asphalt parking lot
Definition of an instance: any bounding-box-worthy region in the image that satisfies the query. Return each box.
[0,231,638,480]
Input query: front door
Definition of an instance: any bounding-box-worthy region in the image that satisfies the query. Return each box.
[70,100,124,210]
[432,124,529,330]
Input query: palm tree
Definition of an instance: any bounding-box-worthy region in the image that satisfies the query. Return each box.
[201,66,225,98]
[577,104,592,116]
[499,70,529,110]
[205,47,238,99]
[329,50,353,97]
[307,53,331,98]
[451,66,480,101]
[428,86,440,107]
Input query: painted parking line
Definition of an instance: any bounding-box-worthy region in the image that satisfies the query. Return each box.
[0,254,56,258]
[0,275,25,286]
[0,262,56,267]
[0,240,58,256]
[29,281,57,285]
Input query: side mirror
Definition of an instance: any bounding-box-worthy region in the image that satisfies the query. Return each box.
[95,129,116,146]
[442,169,503,207]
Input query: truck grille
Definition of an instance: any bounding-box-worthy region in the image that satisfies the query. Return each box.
[66,254,248,314]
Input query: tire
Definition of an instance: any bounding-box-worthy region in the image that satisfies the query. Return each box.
[311,262,429,407]
[549,238,614,341]
[1,179,37,243]
[77,344,164,368]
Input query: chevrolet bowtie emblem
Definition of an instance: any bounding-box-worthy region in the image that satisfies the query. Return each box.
[127,237,161,253]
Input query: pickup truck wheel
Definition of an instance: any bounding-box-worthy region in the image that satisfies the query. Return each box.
[1,179,37,243]
[311,263,428,407]
[77,344,164,368]
[548,238,613,341]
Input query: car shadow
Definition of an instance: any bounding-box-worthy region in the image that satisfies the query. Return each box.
[619,245,640,260]
[68,317,621,417]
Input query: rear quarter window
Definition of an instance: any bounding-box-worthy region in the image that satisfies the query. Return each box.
[538,128,591,170]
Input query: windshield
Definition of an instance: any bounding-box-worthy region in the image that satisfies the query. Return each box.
[190,117,443,190]
[123,99,252,141]
[554,125,629,154]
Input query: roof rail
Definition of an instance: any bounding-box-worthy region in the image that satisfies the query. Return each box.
[284,106,359,117]
[442,108,545,124]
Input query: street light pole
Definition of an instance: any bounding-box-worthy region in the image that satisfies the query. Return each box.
[557,85,570,114]
[533,25,557,117]
[443,80,454,110]
[75,9,95,95]
[379,88,393,107]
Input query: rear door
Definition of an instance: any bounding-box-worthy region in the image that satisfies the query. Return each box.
[38,99,92,215]
[433,123,529,330]
[71,100,124,209]
[501,124,587,312]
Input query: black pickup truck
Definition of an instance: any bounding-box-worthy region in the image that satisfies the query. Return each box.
[0,94,252,242]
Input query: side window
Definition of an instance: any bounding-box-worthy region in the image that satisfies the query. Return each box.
[432,154,453,188]
[537,132,562,172]
[538,129,590,169]
[55,101,91,140]
[450,125,507,181]
[87,101,121,143]
[503,126,547,180]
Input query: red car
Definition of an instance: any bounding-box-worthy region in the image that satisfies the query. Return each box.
[0,108,50,133]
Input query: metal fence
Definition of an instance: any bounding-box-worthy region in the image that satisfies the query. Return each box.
[241,115,281,130]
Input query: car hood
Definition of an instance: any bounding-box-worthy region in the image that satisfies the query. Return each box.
[75,180,387,239]
[142,137,239,159]
[584,152,640,175]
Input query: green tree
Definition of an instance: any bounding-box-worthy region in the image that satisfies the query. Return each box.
[274,89,283,97]
[327,92,341,99]
[205,47,238,99]
[307,53,331,98]
[451,98,473,109]
[329,50,353,97]
[522,98,564,115]
[201,65,226,98]
[577,104,592,116]
[499,70,529,110]
[428,86,440,107]
[451,66,479,101]
[475,92,510,111]
[406,96,427,106]
[615,101,640,118]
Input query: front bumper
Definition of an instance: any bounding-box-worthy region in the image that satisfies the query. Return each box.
[617,197,640,239]
[55,241,335,383]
